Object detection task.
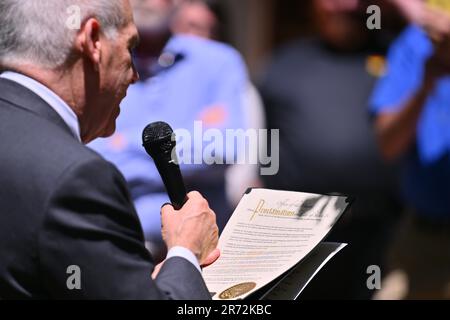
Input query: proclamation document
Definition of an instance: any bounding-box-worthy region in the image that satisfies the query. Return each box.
[203,188,350,300]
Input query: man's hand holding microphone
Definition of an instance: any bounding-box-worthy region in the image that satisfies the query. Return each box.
[142,122,220,279]
[161,191,220,268]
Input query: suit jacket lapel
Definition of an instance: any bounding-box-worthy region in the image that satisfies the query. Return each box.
[0,78,76,139]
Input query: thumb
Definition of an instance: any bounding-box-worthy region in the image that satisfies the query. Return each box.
[152,261,165,280]
[201,248,221,269]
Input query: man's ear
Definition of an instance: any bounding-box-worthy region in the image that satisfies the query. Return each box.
[75,18,102,71]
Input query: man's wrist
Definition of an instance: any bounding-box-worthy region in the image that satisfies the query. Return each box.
[166,246,202,273]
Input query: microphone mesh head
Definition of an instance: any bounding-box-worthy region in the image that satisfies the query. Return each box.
[142,121,173,145]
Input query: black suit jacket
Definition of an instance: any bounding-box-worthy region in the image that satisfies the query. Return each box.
[0,78,211,299]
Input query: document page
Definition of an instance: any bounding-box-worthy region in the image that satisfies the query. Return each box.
[261,242,347,300]
[203,189,349,300]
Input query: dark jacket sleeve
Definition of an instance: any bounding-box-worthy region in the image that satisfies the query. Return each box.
[38,158,210,300]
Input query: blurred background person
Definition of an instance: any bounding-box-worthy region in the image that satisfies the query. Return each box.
[171,0,220,39]
[89,0,250,262]
[371,0,450,300]
[129,0,174,80]
[259,0,405,299]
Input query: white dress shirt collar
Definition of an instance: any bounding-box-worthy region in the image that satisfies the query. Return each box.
[0,71,81,142]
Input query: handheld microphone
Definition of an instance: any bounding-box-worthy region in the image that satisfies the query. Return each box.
[142,121,188,210]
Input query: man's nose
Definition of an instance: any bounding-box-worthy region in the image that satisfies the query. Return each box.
[131,64,140,85]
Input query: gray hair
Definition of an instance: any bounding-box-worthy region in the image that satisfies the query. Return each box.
[0,0,129,69]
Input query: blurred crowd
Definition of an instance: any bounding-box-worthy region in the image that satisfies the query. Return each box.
[89,0,450,300]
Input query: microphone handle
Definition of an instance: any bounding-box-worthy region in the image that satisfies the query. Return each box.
[154,156,188,210]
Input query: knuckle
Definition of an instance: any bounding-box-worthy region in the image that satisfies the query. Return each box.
[188,191,202,199]
[200,198,209,210]
[208,208,217,219]
[195,201,210,214]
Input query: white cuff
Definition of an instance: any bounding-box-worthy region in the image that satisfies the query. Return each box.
[166,246,201,273]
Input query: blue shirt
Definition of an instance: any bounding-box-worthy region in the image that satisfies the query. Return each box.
[370,25,450,218]
[89,35,248,239]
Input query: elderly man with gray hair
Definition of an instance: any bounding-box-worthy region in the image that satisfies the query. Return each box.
[0,0,219,299]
